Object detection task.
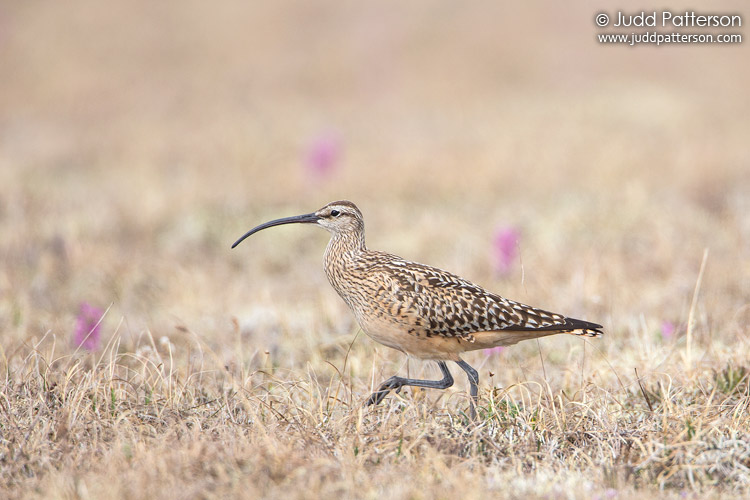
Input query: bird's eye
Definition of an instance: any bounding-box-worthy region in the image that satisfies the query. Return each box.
[330,209,340,217]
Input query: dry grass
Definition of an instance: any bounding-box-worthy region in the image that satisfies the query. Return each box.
[1,1,749,498]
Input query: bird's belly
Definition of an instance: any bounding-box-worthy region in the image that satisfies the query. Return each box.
[357,315,465,361]
[466,329,561,350]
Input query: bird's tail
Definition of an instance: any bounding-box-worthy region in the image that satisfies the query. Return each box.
[562,317,604,337]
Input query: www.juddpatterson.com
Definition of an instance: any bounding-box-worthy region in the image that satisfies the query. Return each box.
[598,31,742,46]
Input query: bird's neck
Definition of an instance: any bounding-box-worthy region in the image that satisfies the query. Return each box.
[323,230,366,302]
[325,229,366,260]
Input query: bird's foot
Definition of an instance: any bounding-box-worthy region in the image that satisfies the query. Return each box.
[365,377,403,406]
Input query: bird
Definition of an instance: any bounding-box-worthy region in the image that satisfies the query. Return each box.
[232,200,603,419]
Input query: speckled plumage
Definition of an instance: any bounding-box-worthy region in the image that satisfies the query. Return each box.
[318,201,602,358]
[232,200,603,418]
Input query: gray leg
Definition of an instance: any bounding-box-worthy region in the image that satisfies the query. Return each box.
[455,359,479,419]
[366,361,454,406]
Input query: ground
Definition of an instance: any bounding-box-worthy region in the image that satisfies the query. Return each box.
[1,1,749,499]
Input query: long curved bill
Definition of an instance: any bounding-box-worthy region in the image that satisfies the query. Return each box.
[231,212,320,248]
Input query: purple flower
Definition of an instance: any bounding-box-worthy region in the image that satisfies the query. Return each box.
[304,131,341,180]
[73,302,103,351]
[492,226,520,276]
[661,320,676,341]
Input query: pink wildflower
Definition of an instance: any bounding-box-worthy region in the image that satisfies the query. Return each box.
[73,302,103,351]
[661,320,676,341]
[304,131,341,180]
[492,226,520,276]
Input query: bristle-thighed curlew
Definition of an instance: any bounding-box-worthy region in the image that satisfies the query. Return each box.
[232,200,603,419]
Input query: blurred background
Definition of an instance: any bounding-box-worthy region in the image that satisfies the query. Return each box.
[1,1,748,381]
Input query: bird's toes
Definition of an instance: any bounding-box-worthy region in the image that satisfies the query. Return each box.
[366,377,404,406]
[365,390,387,406]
